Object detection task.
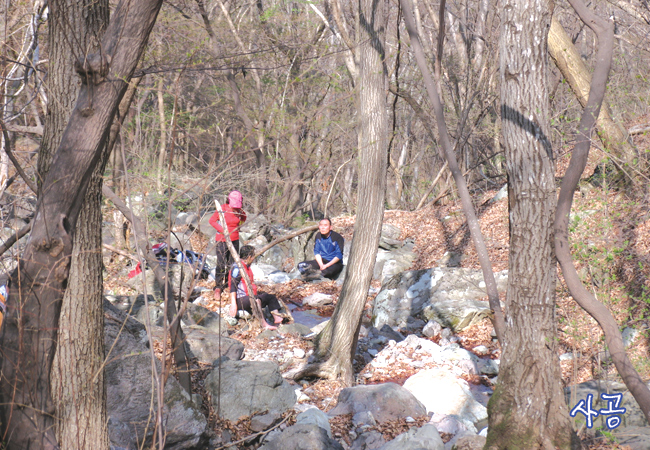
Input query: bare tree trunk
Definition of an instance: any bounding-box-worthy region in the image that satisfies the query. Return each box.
[296,0,388,386]
[485,0,576,447]
[35,1,111,449]
[0,1,164,448]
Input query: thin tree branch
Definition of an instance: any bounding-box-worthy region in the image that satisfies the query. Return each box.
[0,120,37,193]
[102,184,192,394]
[399,0,505,342]
[252,224,319,260]
[0,223,32,257]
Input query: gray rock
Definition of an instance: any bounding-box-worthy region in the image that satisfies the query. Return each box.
[437,252,463,268]
[259,424,344,450]
[478,359,499,376]
[251,410,283,432]
[296,408,332,437]
[269,271,292,284]
[353,411,377,427]
[378,324,405,343]
[449,434,486,450]
[422,320,443,338]
[303,293,334,308]
[559,352,576,361]
[381,224,402,241]
[565,379,649,430]
[205,360,297,422]
[328,383,427,424]
[259,246,288,270]
[351,431,386,450]
[184,212,199,227]
[182,327,244,364]
[252,263,281,283]
[622,327,639,348]
[170,230,193,251]
[198,212,218,241]
[373,245,417,282]
[373,268,507,332]
[612,426,650,450]
[473,345,489,356]
[279,323,314,337]
[489,184,508,203]
[239,214,271,241]
[183,302,230,333]
[403,369,487,425]
[104,301,207,449]
[377,424,444,450]
[291,229,318,266]
[132,296,166,326]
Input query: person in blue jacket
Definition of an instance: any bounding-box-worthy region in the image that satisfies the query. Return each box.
[298,218,344,280]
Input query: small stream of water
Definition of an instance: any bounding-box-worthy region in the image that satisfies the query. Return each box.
[288,304,328,329]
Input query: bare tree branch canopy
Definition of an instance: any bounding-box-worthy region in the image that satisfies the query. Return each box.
[0,1,164,447]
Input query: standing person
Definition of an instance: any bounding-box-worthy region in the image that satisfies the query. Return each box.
[229,245,284,330]
[209,190,247,298]
[297,218,344,280]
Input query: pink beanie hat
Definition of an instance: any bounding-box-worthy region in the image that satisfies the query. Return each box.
[228,190,243,208]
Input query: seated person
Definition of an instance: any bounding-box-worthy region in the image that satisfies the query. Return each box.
[228,245,284,330]
[297,218,344,280]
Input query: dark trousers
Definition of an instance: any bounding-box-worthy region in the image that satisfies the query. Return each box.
[215,240,239,290]
[236,292,281,313]
[300,259,343,279]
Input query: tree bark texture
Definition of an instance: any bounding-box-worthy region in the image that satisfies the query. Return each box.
[486,1,577,449]
[307,0,389,386]
[37,0,105,192]
[38,2,111,449]
[0,1,164,448]
[548,16,636,166]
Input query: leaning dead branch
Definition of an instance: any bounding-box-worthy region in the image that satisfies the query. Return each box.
[252,224,319,260]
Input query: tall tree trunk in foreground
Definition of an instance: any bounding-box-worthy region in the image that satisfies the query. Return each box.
[297,0,388,386]
[485,0,577,448]
[0,1,164,448]
[40,2,111,449]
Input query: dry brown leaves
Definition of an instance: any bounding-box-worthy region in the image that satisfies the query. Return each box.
[329,414,430,446]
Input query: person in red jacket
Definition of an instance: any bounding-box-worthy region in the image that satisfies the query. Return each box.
[228,245,284,330]
[209,190,247,298]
